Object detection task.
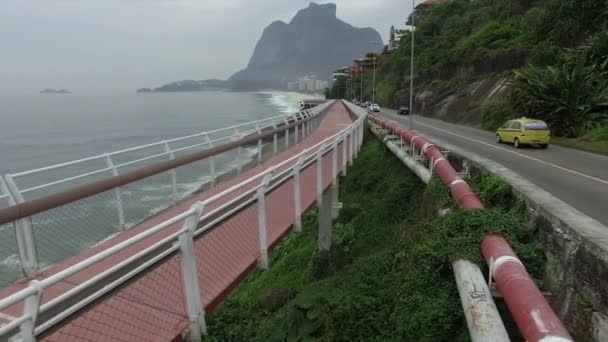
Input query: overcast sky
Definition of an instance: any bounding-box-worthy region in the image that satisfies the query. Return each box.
[0,0,415,93]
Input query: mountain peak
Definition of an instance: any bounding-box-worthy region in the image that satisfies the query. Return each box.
[228,2,382,90]
[291,2,337,24]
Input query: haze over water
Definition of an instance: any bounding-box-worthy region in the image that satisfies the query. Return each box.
[0,91,306,287]
[0,91,299,175]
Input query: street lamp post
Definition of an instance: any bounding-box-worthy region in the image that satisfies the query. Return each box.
[409,0,416,130]
[360,64,363,102]
[368,41,382,105]
[372,55,376,104]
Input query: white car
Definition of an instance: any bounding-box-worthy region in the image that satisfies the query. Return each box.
[370,104,380,112]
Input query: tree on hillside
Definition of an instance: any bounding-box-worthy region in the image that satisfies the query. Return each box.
[510,55,608,137]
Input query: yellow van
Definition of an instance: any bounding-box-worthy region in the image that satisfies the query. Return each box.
[496,117,551,149]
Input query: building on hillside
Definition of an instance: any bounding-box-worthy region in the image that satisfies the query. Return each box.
[388,26,398,51]
[332,66,351,81]
[352,58,375,77]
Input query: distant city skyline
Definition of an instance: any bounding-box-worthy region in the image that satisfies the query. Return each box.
[0,1,415,93]
[287,76,329,93]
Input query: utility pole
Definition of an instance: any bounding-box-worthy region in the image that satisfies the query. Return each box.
[360,63,363,102]
[372,55,376,104]
[409,0,416,130]
[368,41,382,105]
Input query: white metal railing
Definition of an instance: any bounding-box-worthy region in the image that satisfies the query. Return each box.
[0,101,334,287]
[0,105,366,342]
[2,109,314,201]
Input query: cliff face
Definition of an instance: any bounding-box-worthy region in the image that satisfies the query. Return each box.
[228,2,383,89]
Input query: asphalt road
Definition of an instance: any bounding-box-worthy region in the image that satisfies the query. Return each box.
[377,108,608,226]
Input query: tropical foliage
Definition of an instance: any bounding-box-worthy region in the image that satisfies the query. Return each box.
[366,0,608,139]
[510,56,608,137]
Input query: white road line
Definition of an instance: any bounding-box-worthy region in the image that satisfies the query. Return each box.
[385,112,608,186]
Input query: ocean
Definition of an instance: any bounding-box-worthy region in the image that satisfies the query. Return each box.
[0,91,312,287]
[0,91,302,176]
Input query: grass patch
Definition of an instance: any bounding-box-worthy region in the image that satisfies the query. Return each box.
[551,136,608,156]
[203,131,544,341]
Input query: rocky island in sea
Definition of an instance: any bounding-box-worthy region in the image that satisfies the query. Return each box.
[136,79,226,93]
[40,88,72,94]
[137,2,382,93]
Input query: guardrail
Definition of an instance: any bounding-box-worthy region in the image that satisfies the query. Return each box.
[0,101,365,341]
[0,101,333,286]
[367,113,573,342]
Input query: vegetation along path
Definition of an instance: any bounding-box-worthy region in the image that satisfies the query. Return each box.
[202,131,550,341]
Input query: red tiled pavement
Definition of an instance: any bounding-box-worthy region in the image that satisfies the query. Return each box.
[0,101,355,341]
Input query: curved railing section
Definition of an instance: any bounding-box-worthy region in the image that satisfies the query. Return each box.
[0,101,365,341]
[0,101,334,286]
[367,113,573,342]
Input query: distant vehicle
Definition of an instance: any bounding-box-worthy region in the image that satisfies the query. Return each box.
[369,103,380,112]
[496,117,550,149]
[398,107,410,115]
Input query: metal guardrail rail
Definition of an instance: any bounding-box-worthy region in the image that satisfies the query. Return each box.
[0,101,334,286]
[0,101,365,341]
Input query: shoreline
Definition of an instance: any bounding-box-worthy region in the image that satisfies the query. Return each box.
[252,90,324,107]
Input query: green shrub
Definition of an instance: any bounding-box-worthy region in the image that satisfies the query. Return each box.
[529,42,563,67]
[509,56,608,137]
[481,97,516,131]
[204,133,547,341]
[582,127,608,141]
[470,172,514,208]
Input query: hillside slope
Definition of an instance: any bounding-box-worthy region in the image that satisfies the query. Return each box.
[366,0,608,142]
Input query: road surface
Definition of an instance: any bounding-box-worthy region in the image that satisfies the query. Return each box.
[377,108,608,226]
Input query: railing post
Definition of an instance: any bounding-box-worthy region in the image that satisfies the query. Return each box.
[272,122,278,155]
[257,170,274,270]
[307,115,311,137]
[360,119,365,149]
[104,154,126,230]
[233,128,243,175]
[204,133,216,186]
[318,181,334,252]
[292,156,305,232]
[316,143,326,205]
[341,132,348,177]
[19,280,42,342]
[349,128,355,166]
[162,141,178,201]
[284,119,290,150]
[353,126,359,159]
[3,175,39,277]
[179,202,206,341]
[294,115,300,143]
[255,124,263,165]
[331,140,341,219]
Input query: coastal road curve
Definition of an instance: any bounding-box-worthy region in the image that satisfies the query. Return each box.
[376,108,608,226]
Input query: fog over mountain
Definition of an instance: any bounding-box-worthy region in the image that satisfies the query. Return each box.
[228,2,383,89]
[0,0,409,93]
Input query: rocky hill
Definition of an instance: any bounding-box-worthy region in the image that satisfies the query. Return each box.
[136,79,226,93]
[228,2,383,90]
